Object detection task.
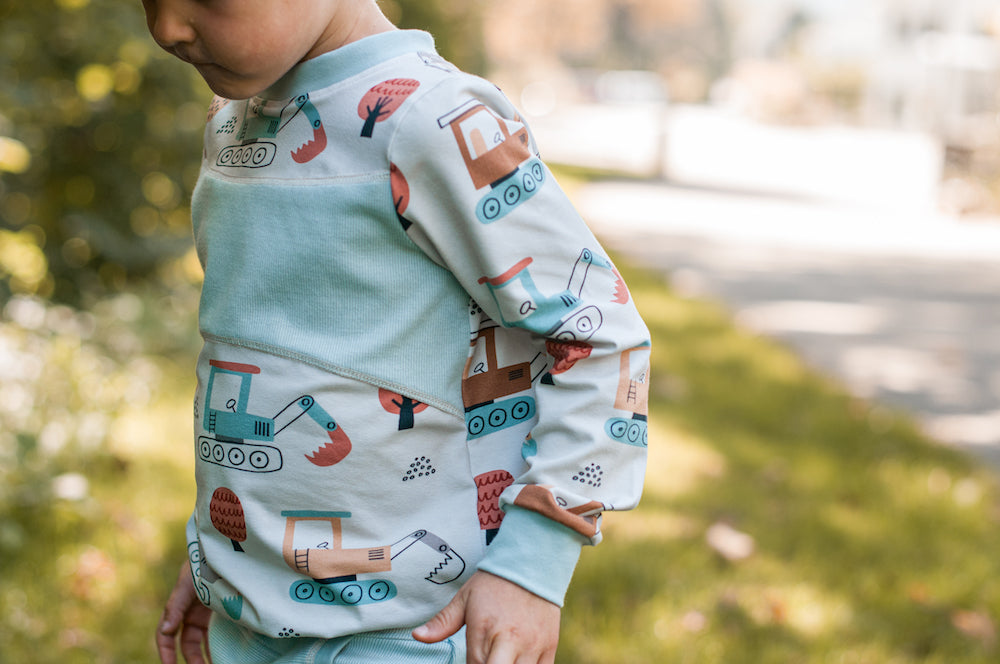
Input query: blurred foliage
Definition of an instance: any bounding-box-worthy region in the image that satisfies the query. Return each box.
[0,0,206,306]
[0,285,201,663]
[0,0,484,307]
[381,0,486,74]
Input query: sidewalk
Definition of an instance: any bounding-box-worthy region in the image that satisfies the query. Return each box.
[577,179,1000,467]
[576,179,1000,260]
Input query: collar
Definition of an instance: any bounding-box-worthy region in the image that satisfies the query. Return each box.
[260,30,436,101]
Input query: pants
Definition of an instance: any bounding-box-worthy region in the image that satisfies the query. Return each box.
[208,616,465,664]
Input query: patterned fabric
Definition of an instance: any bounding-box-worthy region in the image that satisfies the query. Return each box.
[185,29,650,640]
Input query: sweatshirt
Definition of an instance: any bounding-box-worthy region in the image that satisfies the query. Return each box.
[185,29,650,639]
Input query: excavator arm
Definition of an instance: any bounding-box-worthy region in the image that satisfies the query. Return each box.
[273,396,352,467]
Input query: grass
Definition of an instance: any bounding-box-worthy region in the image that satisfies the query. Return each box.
[1,256,998,663]
[558,263,1000,663]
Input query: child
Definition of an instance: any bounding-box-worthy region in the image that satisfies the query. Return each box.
[144,1,651,662]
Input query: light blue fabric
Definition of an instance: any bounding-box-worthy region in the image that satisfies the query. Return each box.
[209,615,465,664]
[193,175,470,416]
[476,506,584,607]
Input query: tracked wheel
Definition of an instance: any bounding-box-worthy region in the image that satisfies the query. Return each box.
[289,579,397,606]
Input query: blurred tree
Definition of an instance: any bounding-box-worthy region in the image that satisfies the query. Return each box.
[0,0,206,306]
[0,0,484,307]
[382,0,486,74]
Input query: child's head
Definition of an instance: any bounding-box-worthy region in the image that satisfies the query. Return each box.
[140,0,394,99]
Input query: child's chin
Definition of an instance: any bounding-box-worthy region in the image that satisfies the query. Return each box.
[198,69,259,100]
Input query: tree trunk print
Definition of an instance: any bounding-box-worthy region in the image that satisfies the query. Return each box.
[390,162,411,229]
[357,79,420,138]
[379,388,428,430]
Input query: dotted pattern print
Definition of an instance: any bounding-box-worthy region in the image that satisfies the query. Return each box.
[207,96,229,122]
[277,627,301,638]
[572,463,603,488]
[216,116,237,134]
[402,456,436,482]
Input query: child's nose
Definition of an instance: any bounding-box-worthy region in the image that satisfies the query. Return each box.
[147,5,197,49]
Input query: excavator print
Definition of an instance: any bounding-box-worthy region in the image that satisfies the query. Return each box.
[188,540,212,606]
[215,93,326,169]
[462,325,546,440]
[281,511,466,607]
[477,248,608,340]
[437,100,546,224]
[466,249,618,438]
[199,360,351,473]
[604,343,651,447]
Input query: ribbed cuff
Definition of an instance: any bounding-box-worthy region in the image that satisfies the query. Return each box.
[475,506,584,607]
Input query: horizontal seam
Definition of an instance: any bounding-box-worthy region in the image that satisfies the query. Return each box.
[202,332,465,419]
[201,170,390,186]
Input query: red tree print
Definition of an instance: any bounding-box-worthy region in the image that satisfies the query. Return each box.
[379,388,428,430]
[357,78,419,138]
[475,470,515,545]
[210,487,247,552]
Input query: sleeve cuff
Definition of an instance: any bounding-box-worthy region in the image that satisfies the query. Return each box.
[475,505,585,607]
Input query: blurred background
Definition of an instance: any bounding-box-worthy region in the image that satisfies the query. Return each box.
[2,0,1000,662]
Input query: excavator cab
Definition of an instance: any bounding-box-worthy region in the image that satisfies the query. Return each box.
[438,101,546,224]
[461,326,537,439]
[204,360,273,442]
[281,511,397,607]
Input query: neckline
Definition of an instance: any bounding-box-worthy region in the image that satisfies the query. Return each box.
[259,30,436,101]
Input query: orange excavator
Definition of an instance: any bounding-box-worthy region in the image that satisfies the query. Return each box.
[462,325,543,439]
[604,344,651,447]
[437,100,546,224]
[281,511,466,607]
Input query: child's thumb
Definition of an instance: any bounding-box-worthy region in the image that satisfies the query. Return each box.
[412,593,466,643]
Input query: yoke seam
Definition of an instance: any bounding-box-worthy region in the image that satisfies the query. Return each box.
[202,332,465,419]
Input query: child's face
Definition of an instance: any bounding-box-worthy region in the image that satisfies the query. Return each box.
[140,0,348,99]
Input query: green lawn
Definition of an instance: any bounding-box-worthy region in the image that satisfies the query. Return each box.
[1,260,997,663]
[559,264,1000,663]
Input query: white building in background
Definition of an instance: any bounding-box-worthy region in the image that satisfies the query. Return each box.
[485,0,1000,212]
[730,0,1000,145]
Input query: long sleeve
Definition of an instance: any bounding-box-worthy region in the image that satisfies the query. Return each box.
[387,74,650,605]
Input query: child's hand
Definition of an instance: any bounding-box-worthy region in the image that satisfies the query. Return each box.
[413,570,560,664]
[156,560,213,664]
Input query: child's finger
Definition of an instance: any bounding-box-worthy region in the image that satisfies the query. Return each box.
[478,630,555,664]
[412,590,467,643]
[156,597,187,663]
[155,617,179,664]
[179,620,210,664]
[157,561,198,663]
[481,637,517,664]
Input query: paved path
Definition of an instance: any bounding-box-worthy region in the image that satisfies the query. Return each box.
[576,179,1000,467]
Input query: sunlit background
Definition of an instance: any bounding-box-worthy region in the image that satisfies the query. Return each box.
[2,1,1000,662]
[482,0,999,205]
